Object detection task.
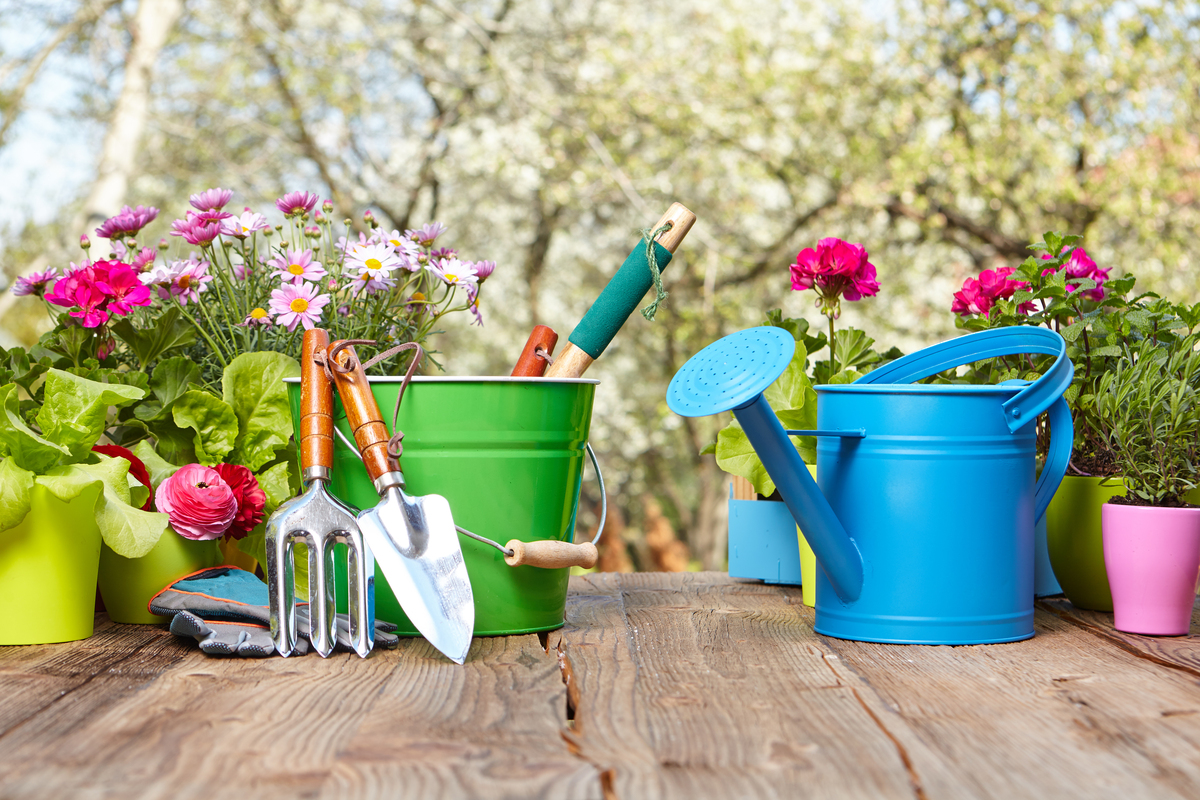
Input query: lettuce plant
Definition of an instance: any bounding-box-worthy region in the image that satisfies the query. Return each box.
[0,370,169,557]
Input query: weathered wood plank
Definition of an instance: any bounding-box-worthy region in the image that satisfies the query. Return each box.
[317,634,600,800]
[0,615,190,738]
[557,572,947,799]
[1040,597,1200,677]
[822,605,1200,799]
[0,633,595,800]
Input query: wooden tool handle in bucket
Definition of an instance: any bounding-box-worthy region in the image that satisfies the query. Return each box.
[300,328,336,471]
[510,325,559,377]
[504,539,598,570]
[329,340,394,481]
[545,202,697,379]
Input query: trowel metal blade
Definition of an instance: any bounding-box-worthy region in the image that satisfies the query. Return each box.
[357,487,474,664]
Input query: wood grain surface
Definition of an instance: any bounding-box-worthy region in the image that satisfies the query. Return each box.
[3,575,1200,799]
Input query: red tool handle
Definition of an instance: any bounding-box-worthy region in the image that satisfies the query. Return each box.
[329,340,394,481]
[510,325,559,377]
[299,328,335,471]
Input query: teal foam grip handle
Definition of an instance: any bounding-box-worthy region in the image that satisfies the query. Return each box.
[568,240,673,360]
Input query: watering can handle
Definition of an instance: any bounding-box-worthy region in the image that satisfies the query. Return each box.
[857,327,1074,523]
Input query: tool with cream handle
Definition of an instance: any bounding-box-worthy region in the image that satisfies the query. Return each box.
[545,202,696,379]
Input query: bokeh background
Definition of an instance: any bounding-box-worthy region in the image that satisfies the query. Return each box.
[3,0,1199,571]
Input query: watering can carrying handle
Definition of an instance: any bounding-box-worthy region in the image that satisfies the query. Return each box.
[855,327,1074,522]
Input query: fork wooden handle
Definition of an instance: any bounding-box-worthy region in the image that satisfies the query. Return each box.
[300,329,335,471]
[329,340,394,482]
[511,325,559,377]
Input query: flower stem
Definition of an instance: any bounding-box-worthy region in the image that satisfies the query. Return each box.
[828,315,837,378]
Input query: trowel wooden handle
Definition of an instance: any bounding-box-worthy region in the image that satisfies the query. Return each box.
[329,340,394,482]
[300,328,335,471]
[504,539,599,570]
[511,326,559,377]
[545,202,696,379]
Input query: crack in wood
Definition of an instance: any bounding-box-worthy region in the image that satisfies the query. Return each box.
[1037,601,1200,681]
[850,687,929,800]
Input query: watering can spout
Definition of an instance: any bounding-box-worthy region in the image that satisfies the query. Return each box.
[733,395,865,603]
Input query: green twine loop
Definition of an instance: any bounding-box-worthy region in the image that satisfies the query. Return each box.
[640,221,674,321]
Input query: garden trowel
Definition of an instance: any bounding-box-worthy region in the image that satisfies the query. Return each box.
[329,341,474,664]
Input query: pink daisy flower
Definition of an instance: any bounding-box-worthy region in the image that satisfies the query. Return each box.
[189,188,233,212]
[406,222,446,247]
[275,191,319,216]
[268,248,327,285]
[95,205,159,240]
[269,282,330,331]
[11,267,58,297]
[220,209,269,238]
[240,307,273,326]
[167,259,213,305]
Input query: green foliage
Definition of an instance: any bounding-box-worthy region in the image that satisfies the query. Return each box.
[222,352,302,471]
[1094,335,1200,506]
[110,307,197,370]
[36,369,145,462]
[171,390,239,466]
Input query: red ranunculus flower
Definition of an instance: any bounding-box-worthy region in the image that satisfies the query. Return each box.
[212,463,266,540]
[92,444,153,511]
[155,464,238,540]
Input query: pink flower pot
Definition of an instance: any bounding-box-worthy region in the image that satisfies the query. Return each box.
[1102,503,1200,636]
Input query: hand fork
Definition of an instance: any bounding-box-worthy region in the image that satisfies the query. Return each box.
[265,328,375,658]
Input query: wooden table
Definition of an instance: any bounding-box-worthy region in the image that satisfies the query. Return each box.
[3,572,1200,799]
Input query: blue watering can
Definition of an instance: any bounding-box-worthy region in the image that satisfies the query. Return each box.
[668,327,1073,644]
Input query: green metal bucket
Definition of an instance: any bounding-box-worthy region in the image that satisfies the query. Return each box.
[285,376,597,636]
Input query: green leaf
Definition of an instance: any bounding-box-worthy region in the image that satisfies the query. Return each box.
[1061,320,1087,343]
[110,307,197,368]
[832,329,880,372]
[715,423,777,497]
[35,369,145,462]
[131,439,180,488]
[36,455,169,557]
[172,390,238,466]
[0,384,69,473]
[256,459,296,514]
[222,352,301,471]
[699,441,717,456]
[1091,345,1123,358]
[148,357,202,412]
[828,368,863,385]
[0,457,35,531]
[763,343,812,411]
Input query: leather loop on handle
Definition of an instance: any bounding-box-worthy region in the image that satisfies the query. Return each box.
[511,325,559,377]
[329,340,394,482]
[300,328,335,471]
[504,539,599,570]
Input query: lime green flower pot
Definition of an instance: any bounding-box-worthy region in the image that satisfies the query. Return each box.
[795,466,818,607]
[1046,476,1125,611]
[98,530,222,624]
[0,482,103,645]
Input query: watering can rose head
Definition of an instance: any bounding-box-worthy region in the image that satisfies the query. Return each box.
[155,463,264,541]
[789,237,880,320]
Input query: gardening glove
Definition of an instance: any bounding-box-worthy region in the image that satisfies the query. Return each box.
[168,611,285,658]
[149,567,400,656]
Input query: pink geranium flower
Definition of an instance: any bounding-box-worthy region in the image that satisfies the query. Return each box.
[789,237,880,318]
[1041,248,1110,301]
[155,464,239,541]
[95,205,159,240]
[275,191,319,216]
[189,188,233,212]
[269,282,330,331]
[268,248,327,285]
[951,267,1035,318]
[96,262,152,315]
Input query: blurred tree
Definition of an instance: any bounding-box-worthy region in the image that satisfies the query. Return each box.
[3,0,1198,568]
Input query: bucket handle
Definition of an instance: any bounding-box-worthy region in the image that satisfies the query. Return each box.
[855,327,1073,522]
[331,424,606,565]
